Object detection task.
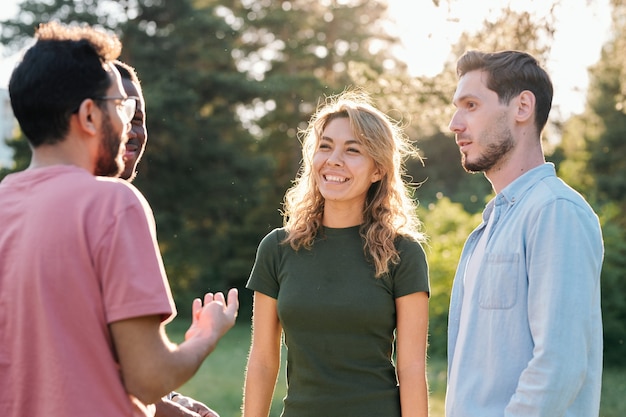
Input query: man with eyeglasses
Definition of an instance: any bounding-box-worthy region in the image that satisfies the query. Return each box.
[0,21,239,417]
[115,61,219,417]
[90,94,139,176]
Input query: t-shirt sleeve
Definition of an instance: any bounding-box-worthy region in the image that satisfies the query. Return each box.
[391,237,430,298]
[95,186,176,324]
[246,228,283,299]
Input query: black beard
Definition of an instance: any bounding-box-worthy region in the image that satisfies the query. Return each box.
[94,112,124,177]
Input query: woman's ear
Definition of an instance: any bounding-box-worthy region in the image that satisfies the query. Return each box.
[371,168,383,183]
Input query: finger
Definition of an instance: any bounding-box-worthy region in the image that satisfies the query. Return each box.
[191,298,202,323]
[198,406,220,417]
[173,396,189,407]
[226,288,239,317]
[213,291,226,305]
[189,403,217,415]
[203,292,214,305]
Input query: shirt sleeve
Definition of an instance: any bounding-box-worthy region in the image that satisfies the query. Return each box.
[95,186,176,324]
[506,198,603,416]
[246,228,283,299]
[391,237,430,298]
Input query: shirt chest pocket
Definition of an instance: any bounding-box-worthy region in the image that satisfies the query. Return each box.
[477,253,520,309]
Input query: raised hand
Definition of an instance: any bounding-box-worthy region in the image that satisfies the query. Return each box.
[185,288,239,343]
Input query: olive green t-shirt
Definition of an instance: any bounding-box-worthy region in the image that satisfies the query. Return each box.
[247,226,429,417]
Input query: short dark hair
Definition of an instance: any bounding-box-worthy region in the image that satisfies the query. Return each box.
[456,50,553,136]
[8,21,122,147]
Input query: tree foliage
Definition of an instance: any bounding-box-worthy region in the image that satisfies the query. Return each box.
[229,0,413,222]
[0,0,414,310]
[418,196,481,356]
[2,0,625,364]
[557,0,626,365]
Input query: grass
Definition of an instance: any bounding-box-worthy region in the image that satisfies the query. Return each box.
[167,319,626,417]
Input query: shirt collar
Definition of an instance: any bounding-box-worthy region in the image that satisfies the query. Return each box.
[497,162,556,206]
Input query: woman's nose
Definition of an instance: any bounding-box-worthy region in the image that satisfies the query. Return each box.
[326,150,343,166]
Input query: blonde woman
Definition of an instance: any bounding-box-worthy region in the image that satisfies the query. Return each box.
[242,91,430,417]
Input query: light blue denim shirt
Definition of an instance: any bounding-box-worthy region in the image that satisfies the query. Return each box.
[446,163,604,417]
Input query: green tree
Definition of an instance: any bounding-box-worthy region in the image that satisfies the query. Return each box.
[597,204,626,367]
[418,196,481,356]
[557,0,626,366]
[118,0,274,305]
[0,0,434,312]
[228,0,413,220]
[0,133,29,178]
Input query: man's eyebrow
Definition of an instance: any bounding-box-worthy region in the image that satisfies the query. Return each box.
[452,93,480,106]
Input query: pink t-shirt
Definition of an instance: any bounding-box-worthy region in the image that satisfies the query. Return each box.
[0,165,176,417]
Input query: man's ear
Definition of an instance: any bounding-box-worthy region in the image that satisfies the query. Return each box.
[515,90,535,123]
[74,99,101,136]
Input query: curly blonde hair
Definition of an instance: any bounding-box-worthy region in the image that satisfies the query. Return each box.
[282,90,424,277]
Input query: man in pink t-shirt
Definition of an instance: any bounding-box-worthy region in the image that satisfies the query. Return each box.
[0,22,238,417]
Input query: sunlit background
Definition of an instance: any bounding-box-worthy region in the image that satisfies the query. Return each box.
[1,2,625,416]
[0,0,612,118]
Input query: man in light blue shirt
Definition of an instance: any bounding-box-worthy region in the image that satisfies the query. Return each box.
[446,50,604,417]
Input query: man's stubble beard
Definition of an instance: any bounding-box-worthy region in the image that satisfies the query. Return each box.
[462,113,514,174]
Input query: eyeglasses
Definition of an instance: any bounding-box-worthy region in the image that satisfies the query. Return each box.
[92,96,139,124]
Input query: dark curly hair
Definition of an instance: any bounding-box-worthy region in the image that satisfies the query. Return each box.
[9,21,122,146]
